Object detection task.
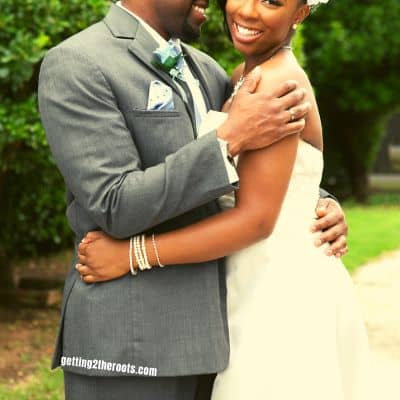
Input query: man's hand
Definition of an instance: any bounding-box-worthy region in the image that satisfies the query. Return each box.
[217,66,311,156]
[311,198,348,257]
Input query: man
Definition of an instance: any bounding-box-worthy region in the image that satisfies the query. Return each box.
[38,1,347,399]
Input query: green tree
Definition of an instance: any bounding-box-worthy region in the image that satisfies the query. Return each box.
[0,0,109,292]
[303,2,400,201]
[0,0,305,295]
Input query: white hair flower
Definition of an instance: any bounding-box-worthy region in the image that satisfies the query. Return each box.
[307,0,329,5]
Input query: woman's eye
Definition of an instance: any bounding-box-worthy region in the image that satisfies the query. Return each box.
[262,0,282,6]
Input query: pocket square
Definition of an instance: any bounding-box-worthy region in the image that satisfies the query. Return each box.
[147,80,175,111]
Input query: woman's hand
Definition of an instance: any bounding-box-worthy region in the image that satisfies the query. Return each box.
[76,231,130,283]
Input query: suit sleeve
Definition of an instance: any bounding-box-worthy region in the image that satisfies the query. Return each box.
[319,188,339,203]
[38,47,235,239]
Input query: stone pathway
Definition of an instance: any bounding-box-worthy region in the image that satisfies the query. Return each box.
[352,250,400,399]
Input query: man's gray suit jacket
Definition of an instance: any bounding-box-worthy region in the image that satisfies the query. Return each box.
[38,4,236,377]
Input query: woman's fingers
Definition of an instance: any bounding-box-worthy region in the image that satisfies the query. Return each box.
[82,274,96,284]
[75,263,91,276]
[81,230,103,244]
[77,252,87,264]
[78,241,87,256]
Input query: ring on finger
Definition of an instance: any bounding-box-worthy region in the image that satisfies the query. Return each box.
[288,108,296,122]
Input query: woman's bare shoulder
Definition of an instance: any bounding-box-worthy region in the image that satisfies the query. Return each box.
[258,52,312,94]
[259,51,323,149]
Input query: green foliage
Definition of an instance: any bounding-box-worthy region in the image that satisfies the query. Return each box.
[0,358,63,399]
[197,3,242,75]
[343,196,400,271]
[0,0,110,264]
[303,2,400,200]
[0,0,307,268]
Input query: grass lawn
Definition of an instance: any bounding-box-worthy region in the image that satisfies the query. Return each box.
[0,360,63,400]
[342,193,400,272]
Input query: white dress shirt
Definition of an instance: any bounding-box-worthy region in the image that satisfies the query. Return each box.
[116,1,238,183]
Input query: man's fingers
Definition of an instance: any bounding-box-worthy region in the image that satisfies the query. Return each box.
[280,88,306,111]
[317,224,347,246]
[312,212,340,233]
[324,235,348,257]
[239,66,261,94]
[285,118,306,135]
[286,102,311,122]
[272,79,299,98]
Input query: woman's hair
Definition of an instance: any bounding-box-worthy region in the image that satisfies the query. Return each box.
[217,0,307,15]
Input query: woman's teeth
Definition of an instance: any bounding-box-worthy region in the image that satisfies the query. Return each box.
[235,23,261,37]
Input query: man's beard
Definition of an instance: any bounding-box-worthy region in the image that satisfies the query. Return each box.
[180,20,202,42]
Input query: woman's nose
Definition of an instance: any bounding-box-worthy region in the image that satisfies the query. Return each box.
[237,0,258,19]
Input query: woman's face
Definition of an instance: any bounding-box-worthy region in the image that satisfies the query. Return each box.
[225,0,307,61]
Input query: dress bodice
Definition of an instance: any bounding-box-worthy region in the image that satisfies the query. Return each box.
[219,140,323,229]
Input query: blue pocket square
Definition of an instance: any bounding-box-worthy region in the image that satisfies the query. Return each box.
[147,80,175,111]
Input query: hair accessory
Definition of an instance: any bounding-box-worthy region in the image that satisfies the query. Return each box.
[292,23,298,30]
[307,0,329,6]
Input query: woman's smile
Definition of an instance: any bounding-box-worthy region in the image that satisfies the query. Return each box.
[232,21,263,44]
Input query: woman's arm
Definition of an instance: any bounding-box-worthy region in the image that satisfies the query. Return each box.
[152,132,299,263]
[77,130,299,282]
[76,58,307,282]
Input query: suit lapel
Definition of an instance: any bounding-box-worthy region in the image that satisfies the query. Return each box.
[182,44,216,111]
[104,4,189,104]
[127,28,179,93]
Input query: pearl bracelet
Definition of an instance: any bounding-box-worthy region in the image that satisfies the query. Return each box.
[129,237,137,275]
[129,234,164,274]
[151,234,165,268]
[133,234,152,271]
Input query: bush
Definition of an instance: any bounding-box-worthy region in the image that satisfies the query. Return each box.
[303,2,400,201]
[0,0,305,289]
[0,0,110,288]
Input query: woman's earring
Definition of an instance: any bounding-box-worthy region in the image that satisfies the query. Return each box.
[293,23,298,30]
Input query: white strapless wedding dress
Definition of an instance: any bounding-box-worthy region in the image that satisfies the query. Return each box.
[211,140,370,400]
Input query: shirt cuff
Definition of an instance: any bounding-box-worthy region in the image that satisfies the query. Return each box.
[198,110,239,184]
[217,137,239,184]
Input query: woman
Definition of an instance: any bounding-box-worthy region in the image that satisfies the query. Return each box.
[77,0,369,398]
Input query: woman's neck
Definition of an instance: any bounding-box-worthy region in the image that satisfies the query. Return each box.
[242,43,292,76]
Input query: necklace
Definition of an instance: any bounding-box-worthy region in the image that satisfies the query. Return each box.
[229,45,292,102]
